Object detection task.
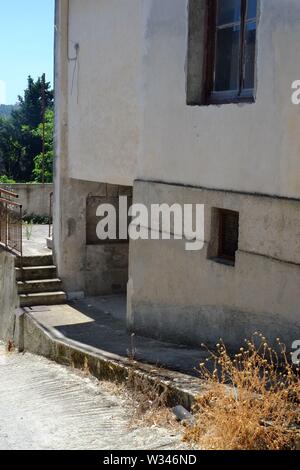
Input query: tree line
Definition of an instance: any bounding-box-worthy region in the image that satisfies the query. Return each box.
[0,105,15,119]
[0,75,54,184]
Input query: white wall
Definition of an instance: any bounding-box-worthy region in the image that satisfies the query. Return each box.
[67,0,141,186]
[3,184,53,217]
[128,181,300,349]
[66,0,300,198]
[138,0,300,199]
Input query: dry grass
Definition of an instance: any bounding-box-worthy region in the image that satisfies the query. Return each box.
[74,340,177,430]
[184,334,300,450]
[125,367,178,429]
[100,368,178,429]
[6,339,15,353]
[124,334,178,429]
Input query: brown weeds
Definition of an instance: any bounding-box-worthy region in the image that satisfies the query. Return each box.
[184,334,300,450]
[6,339,15,353]
[126,368,177,428]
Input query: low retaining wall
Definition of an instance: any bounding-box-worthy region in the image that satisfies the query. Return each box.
[3,183,53,218]
[17,310,207,410]
[0,249,18,343]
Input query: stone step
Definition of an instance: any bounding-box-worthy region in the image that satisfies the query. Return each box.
[20,291,67,308]
[16,266,57,282]
[15,255,53,268]
[17,278,63,295]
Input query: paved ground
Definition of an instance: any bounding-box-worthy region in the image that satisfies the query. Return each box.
[0,344,185,450]
[21,227,207,376]
[22,224,51,256]
[26,296,208,377]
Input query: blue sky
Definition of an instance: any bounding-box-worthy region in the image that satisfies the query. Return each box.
[0,0,54,105]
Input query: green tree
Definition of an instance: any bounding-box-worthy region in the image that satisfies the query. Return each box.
[12,75,53,128]
[0,74,54,183]
[0,105,16,119]
[0,175,16,184]
[32,109,54,183]
[0,116,21,178]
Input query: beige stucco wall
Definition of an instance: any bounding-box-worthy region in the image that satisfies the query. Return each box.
[54,176,130,298]
[67,0,141,187]
[128,181,300,349]
[55,1,300,348]
[138,0,300,199]
[54,1,132,298]
[3,184,53,218]
[65,0,300,199]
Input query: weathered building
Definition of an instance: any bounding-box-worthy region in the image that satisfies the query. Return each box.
[54,0,300,349]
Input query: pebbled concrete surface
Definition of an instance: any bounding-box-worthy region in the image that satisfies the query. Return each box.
[26,296,208,377]
[0,344,184,450]
[22,225,51,257]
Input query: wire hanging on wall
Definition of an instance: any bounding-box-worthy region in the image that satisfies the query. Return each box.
[70,43,80,104]
[54,0,80,105]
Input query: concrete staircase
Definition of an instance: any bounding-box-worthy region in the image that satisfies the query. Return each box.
[15,255,67,307]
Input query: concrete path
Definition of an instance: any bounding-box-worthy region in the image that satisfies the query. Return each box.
[0,344,184,450]
[25,296,208,377]
[22,224,51,256]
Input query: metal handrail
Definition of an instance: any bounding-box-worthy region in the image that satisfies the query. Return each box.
[0,197,22,207]
[0,188,19,199]
[0,189,23,271]
[49,191,53,239]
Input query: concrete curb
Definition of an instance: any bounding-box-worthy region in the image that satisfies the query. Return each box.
[20,310,209,410]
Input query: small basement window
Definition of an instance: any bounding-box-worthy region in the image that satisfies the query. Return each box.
[208,208,240,266]
[218,209,240,265]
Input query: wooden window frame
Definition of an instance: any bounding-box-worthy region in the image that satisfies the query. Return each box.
[204,0,257,105]
[218,209,239,264]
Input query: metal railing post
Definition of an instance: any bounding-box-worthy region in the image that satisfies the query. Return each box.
[49,191,53,239]
[5,201,8,248]
[0,188,23,267]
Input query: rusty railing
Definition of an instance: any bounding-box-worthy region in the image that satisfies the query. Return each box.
[49,191,53,239]
[0,188,23,258]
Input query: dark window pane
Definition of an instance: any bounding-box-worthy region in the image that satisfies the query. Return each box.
[244,22,256,89]
[247,0,257,20]
[214,26,240,92]
[217,0,241,26]
[220,211,239,259]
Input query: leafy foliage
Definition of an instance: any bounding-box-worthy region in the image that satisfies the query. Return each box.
[23,214,51,225]
[32,109,54,183]
[0,174,16,184]
[0,75,54,183]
